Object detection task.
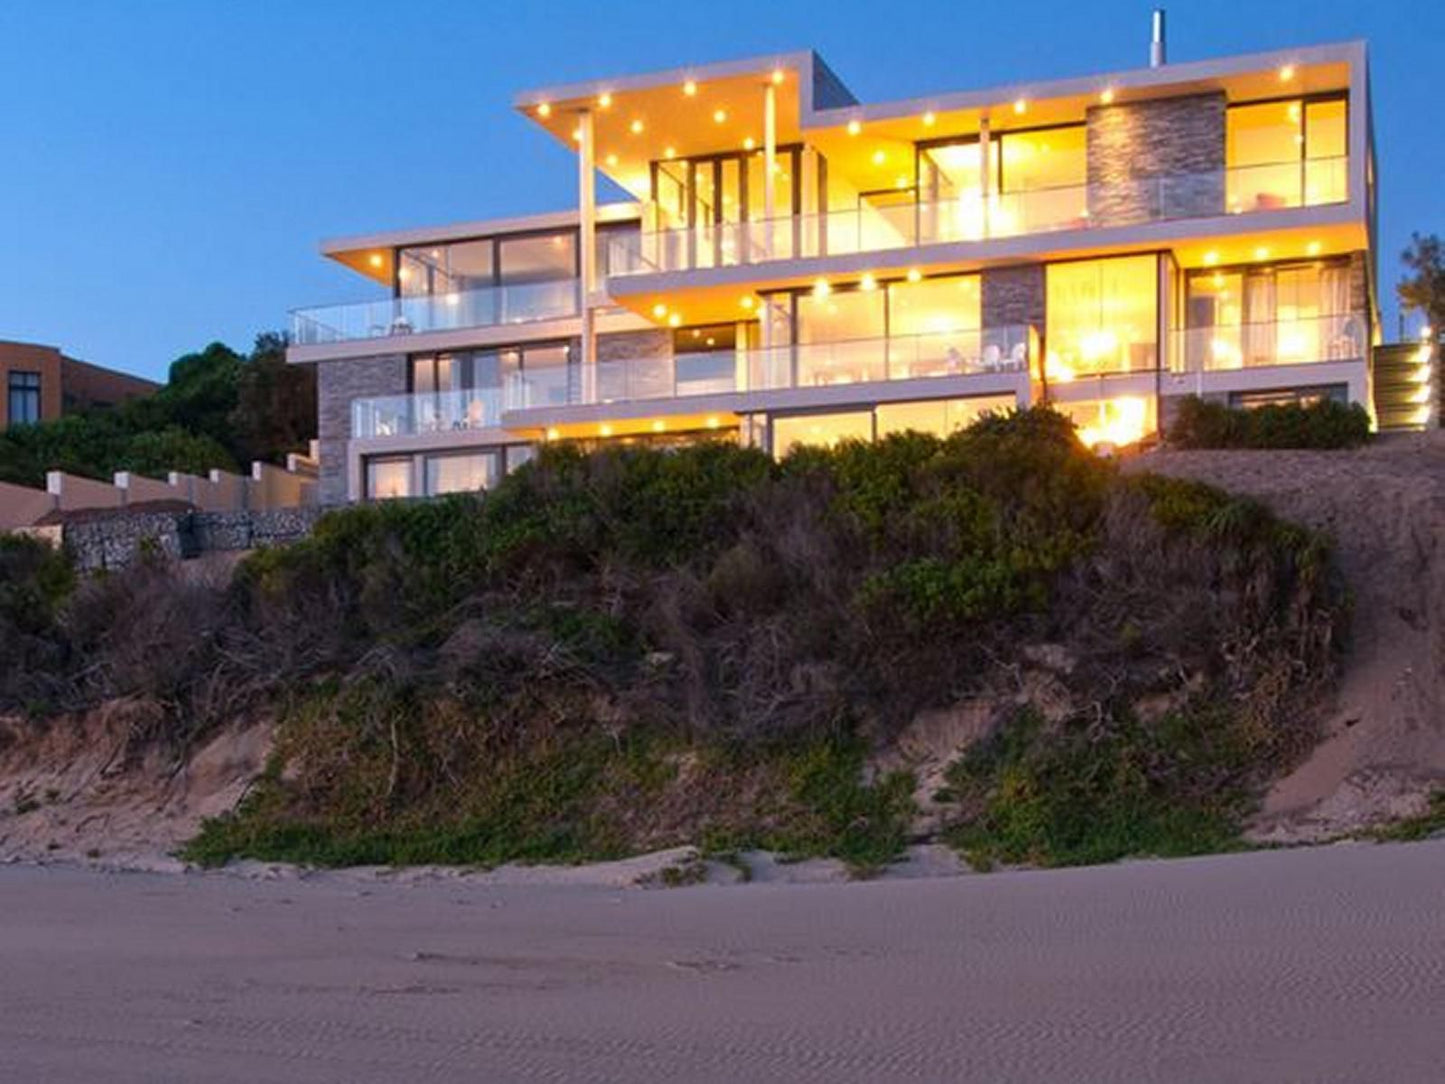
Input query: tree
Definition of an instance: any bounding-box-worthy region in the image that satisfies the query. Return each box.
[231,333,318,465]
[1399,233,1445,336]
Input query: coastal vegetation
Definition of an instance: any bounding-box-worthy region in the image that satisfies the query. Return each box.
[0,408,1346,872]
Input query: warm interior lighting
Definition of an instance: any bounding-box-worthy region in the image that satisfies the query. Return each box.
[367,253,383,268]
[1279,64,1296,82]
[895,175,909,189]
[683,79,698,96]
[629,119,644,134]
[1203,250,1220,266]
[1100,88,1115,105]
[1013,98,1027,115]
[812,277,831,298]
[536,102,551,117]
[668,313,682,327]
[922,111,936,127]
[713,108,727,123]
[651,303,668,318]
[1075,397,1149,449]
[859,272,877,291]
[598,92,613,108]
[600,424,614,437]
[906,268,922,283]
[771,68,785,85]
[847,119,862,136]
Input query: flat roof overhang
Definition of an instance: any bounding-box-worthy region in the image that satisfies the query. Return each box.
[321,203,643,287]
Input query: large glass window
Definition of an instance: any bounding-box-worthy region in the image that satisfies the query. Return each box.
[1045,255,1159,379]
[771,410,874,456]
[919,125,1086,240]
[1227,96,1348,211]
[875,396,1014,438]
[1185,259,1358,369]
[365,456,412,500]
[887,274,981,377]
[7,370,41,426]
[425,450,501,496]
[673,323,739,397]
[497,232,576,285]
[795,287,887,385]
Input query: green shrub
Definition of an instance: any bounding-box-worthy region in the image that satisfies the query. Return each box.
[1168,395,1371,450]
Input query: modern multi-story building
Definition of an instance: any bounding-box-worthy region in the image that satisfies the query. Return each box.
[1,339,159,432]
[288,35,1380,504]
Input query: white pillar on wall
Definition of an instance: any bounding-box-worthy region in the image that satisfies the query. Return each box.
[578,108,598,392]
[764,82,777,257]
[979,114,991,239]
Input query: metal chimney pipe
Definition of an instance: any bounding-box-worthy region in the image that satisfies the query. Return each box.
[1150,9,1167,67]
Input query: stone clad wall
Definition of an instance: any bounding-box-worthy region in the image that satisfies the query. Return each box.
[1086,93,1226,226]
[981,265,1045,332]
[316,355,407,504]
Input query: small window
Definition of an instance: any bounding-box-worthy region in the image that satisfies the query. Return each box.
[424,450,501,496]
[365,456,412,500]
[7,370,41,426]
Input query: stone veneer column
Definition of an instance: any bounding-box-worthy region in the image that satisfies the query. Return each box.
[315,355,408,504]
[981,265,1045,331]
[1086,93,1226,226]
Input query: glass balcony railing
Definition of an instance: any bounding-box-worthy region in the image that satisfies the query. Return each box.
[609,157,1350,276]
[1172,313,1367,374]
[503,326,1033,411]
[293,280,580,345]
[352,388,503,439]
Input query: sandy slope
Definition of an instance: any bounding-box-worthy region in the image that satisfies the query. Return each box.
[1131,432,1445,840]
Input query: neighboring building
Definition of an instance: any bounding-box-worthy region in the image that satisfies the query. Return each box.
[288,38,1381,504]
[0,340,159,431]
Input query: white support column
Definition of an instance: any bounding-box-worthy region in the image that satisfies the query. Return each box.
[763,82,777,257]
[578,108,598,395]
[979,113,991,239]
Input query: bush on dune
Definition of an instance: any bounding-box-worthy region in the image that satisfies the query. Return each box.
[0,408,1347,871]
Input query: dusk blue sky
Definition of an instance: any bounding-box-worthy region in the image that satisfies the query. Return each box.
[1,0,1441,380]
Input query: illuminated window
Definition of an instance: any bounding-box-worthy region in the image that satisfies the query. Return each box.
[1185,260,1356,370]
[796,287,887,385]
[997,126,1086,193]
[424,450,501,496]
[772,410,873,456]
[1055,397,1154,448]
[1227,96,1347,211]
[875,395,1013,438]
[1045,255,1159,379]
[365,456,412,500]
[887,274,982,376]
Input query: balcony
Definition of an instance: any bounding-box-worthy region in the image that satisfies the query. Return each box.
[608,157,1350,276]
[504,326,1033,411]
[292,280,580,345]
[348,327,1033,442]
[352,388,503,439]
[1172,313,1367,374]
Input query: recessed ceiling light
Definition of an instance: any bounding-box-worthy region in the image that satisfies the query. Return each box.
[630,119,644,134]
[1013,98,1027,114]
[1100,88,1115,105]
[860,273,877,291]
[743,136,755,150]
[598,92,613,108]
[713,108,727,123]
[847,119,861,136]
[906,267,922,283]
[1279,64,1296,82]
[872,149,886,165]
[368,253,383,268]
[771,68,785,85]
[536,102,551,117]
[652,303,667,318]
[668,312,682,327]
[922,111,936,127]
[683,79,698,96]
